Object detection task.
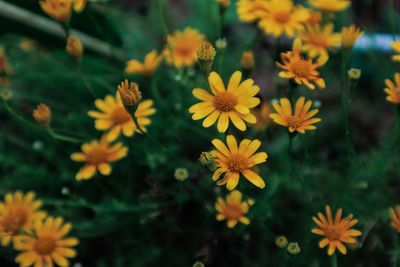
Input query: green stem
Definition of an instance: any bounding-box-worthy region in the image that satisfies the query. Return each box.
[331,254,338,267]
[155,0,175,67]
[394,234,399,267]
[48,127,82,143]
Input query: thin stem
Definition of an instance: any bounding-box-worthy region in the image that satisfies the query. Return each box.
[394,234,399,267]
[331,254,338,267]
[48,127,82,143]
[155,0,175,67]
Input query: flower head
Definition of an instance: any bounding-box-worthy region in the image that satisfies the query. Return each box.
[215,190,251,228]
[270,97,321,133]
[277,38,327,90]
[258,0,309,37]
[164,27,205,68]
[0,191,46,247]
[0,88,13,101]
[71,136,128,180]
[211,135,267,190]
[384,73,400,105]
[312,205,362,255]
[197,42,216,62]
[174,168,189,181]
[241,50,255,69]
[389,206,400,232]
[40,0,72,22]
[309,0,351,13]
[14,216,79,267]
[299,23,341,58]
[275,236,288,248]
[236,0,268,23]
[392,40,400,62]
[189,71,260,132]
[215,38,227,51]
[117,79,142,108]
[125,50,163,76]
[66,36,83,59]
[88,92,155,141]
[341,25,363,48]
[287,242,301,254]
[33,103,51,126]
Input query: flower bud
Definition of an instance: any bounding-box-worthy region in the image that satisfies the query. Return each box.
[199,151,217,171]
[275,236,288,248]
[197,42,216,77]
[118,79,142,109]
[66,36,83,60]
[215,38,227,51]
[287,242,301,255]
[174,168,189,181]
[33,103,51,126]
[241,51,255,70]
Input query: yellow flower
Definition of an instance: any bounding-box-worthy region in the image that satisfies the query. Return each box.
[215,190,251,228]
[309,0,351,13]
[125,50,163,76]
[241,50,255,69]
[389,206,400,232]
[341,25,363,48]
[211,135,267,190]
[70,137,128,180]
[14,216,79,267]
[384,73,400,105]
[73,0,86,12]
[277,39,327,90]
[66,36,83,59]
[0,191,46,247]
[117,80,142,108]
[39,0,72,22]
[392,40,400,62]
[258,0,309,37]
[189,71,260,132]
[236,0,268,23]
[311,205,362,255]
[88,93,156,141]
[32,103,52,126]
[270,97,321,133]
[252,102,271,131]
[299,23,341,58]
[164,28,205,68]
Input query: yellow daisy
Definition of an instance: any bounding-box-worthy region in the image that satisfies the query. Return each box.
[309,0,351,13]
[258,0,309,37]
[341,25,364,48]
[39,0,72,22]
[276,38,327,90]
[211,135,267,190]
[125,50,163,76]
[270,97,321,133]
[14,217,79,267]
[312,205,362,255]
[189,71,260,133]
[236,0,269,23]
[88,93,156,141]
[215,190,251,228]
[0,191,46,247]
[299,23,341,58]
[384,73,400,105]
[71,136,128,180]
[392,40,400,62]
[389,206,400,232]
[164,27,205,68]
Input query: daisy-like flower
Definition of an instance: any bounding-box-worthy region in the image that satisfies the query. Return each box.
[39,0,72,22]
[189,71,260,132]
[311,205,362,255]
[270,97,321,133]
[276,38,327,90]
[0,191,46,247]
[341,25,364,48]
[14,217,79,267]
[236,0,268,23]
[309,0,350,13]
[384,73,400,105]
[164,27,205,68]
[389,206,400,232]
[125,50,163,76]
[258,0,309,37]
[211,135,267,190]
[71,136,128,180]
[299,23,341,58]
[215,190,252,228]
[88,93,156,141]
[392,40,400,62]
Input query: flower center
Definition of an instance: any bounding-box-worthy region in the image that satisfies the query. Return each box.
[291,60,312,78]
[287,116,299,130]
[213,92,238,112]
[273,11,291,23]
[308,34,329,48]
[34,236,56,255]
[324,227,341,241]
[86,147,109,165]
[175,44,195,57]
[0,207,28,235]
[110,107,131,125]
[223,204,243,220]
[227,154,248,173]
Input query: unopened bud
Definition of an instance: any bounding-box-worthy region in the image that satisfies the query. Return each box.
[287,242,301,255]
[197,41,216,77]
[66,36,83,60]
[275,236,288,248]
[118,79,142,109]
[241,51,255,70]
[33,103,51,126]
[199,151,217,171]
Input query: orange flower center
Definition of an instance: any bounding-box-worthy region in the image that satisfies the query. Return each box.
[175,44,195,58]
[0,207,28,235]
[308,34,329,48]
[273,11,291,24]
[227,154,248,173]
[223,204,243,220]
[34,236,56,255]
[324,227,341,241]
[111,107,131,125]
[287,116,300,130]
[86,147,109,165]
[291,59,312,78]
[213,92,238,112]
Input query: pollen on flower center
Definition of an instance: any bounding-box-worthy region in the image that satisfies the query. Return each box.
[223,204,243,220]
[86,148,108,165]
[176,45,193,57]
[110,107,131,125]
[213,92,238,112]
[325,227,341,241]
[227,154,248,173]
[1,208,28,234]
[274,12,291,23]
[287,116,300,129]
[291,60,312,77]
[34,236,56,255]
